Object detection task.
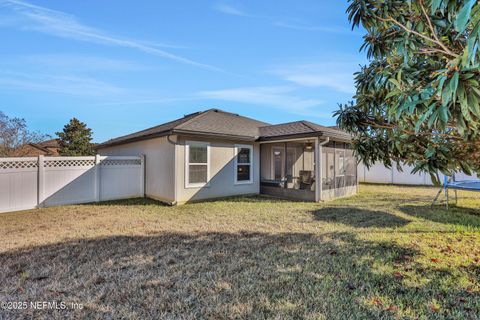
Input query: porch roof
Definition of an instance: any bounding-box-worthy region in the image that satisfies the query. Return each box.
[258,121,351,142]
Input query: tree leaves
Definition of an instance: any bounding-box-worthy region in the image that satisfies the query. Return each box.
[56,118,95,156]
[455,0,476,34]
[430,0,443,14]
[337,0,480,179]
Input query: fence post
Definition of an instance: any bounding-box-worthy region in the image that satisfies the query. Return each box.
[37,155,45,208]
[94,154,100,202]
[140,154,146,198]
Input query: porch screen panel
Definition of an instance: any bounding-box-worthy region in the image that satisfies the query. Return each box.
[345,147,356,187]
[322,143,335,190]
[335,142,345,189]
[273,149,283,180]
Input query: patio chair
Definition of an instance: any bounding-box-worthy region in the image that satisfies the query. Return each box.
[299,170,313,190]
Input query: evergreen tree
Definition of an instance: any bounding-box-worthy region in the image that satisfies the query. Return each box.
[56,118,94,156]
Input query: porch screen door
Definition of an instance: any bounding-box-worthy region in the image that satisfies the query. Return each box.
[273,147,295,181]
[273,148,283,180]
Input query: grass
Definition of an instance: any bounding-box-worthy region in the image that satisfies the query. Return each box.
[0,184,479,319]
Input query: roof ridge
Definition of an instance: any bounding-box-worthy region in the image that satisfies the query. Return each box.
[174,109,213,130]
[259,120,304,128]
[212,108,271,125]
[300,120,318,132]
[100,112,202,144]
[28,143,51,153]
[176,108,270,130]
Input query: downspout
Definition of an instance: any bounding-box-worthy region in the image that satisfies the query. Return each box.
[167,133,180,205]
[315,137,330,202]
[284,142,287,188]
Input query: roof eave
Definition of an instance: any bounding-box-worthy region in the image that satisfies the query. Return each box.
[172,129,257,142]
[257,132,321,142]
[95,130,173,149]
[96,129,257,149]
[257,131,352,143]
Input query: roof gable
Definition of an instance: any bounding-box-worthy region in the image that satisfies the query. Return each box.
[176,109,269,138]
[96,108,351,149]
[97,109,270,148]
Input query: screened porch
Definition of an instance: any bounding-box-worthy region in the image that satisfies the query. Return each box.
[259,139,357,202]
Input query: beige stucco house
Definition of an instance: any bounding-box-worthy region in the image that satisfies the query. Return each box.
[96,109,357,205]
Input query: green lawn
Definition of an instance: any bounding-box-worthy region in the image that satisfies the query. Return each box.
[0,184,479,319]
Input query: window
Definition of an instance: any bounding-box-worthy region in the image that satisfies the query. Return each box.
[185,141,210,188]
[234,145,253,184]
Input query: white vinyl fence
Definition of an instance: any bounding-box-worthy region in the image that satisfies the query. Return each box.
[0,155,145,213]
[358,162,478,185]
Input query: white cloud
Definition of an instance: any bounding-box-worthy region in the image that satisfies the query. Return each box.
[271,62,358,94]
[199,86,329,117]
[273,22,357,35]
[20,54,145,71]
[94,97,198,106]
[213,4,247,16]
[213,3,359,36]
[0,71,125,96]
[0,0,221,71]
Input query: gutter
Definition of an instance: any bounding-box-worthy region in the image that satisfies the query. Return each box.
[258,132,351,143]
[97,129,257,149]
[171,129,257,142]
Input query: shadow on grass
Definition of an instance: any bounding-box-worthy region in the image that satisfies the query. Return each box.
[1,232,477,319]
[399,205,480,228]
[311,207,411,228]
[80,197,168,207]
[82,195,294,207]
[185,195,297,205]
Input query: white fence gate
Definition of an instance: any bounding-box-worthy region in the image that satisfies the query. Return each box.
[0,155,145,213]
[357,162,478,185]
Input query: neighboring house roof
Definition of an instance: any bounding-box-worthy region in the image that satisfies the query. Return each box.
[97,108,351,149]
[26,138,61,156]
[36,139,60,149]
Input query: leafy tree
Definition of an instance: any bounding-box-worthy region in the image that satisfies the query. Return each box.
[335,0,480,182]
[0,111,49,156]
[56,118,95,156]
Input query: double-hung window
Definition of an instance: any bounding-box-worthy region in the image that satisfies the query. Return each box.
[234,144,253,184]
[185,141,210,188]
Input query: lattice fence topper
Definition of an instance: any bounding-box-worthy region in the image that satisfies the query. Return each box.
[44,159,95,168]
[100,159,141,166]
[0,160,38,170]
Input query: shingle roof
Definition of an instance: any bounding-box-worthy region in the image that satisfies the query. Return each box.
[37,139,60,148]
[175,108,269,137]
[258,121,351,141]
[96,109,270,148]
[97,109,351,149]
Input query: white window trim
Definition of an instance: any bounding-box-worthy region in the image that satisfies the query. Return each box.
[185,141,210,188]
[234,144,254,185]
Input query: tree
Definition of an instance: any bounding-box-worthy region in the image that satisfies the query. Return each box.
[56,118,95,156]
[0,111,49,157]
[335,0,480,182]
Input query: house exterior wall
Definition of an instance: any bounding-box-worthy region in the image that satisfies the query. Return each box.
[175,136,260,204]
[97,136,176,203]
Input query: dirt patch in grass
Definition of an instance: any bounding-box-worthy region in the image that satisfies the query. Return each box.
[0,184,479,319]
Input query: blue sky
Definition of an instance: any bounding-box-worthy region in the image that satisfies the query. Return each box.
[0,0,366,142]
